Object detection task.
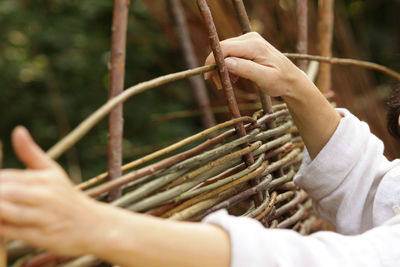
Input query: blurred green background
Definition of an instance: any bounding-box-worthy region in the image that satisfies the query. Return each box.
[0,0,399,181]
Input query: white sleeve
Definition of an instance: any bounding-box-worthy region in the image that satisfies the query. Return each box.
[294,108,400,234]
[203,210,400,267]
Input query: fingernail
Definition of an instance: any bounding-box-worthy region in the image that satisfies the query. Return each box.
[224,57,237,71]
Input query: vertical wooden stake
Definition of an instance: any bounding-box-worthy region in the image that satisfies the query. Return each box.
[317,0,334,93]
[197,0,263,205]
[296,0,308,71]
[108,0,130,200]
[0,141,7,267]
[167,0,216,129]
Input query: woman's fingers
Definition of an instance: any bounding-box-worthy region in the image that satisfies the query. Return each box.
[12,126,59,170]
[0,201,42,226]
[0,183,43,205]
[0,222,39,244]
[224,57,272,82]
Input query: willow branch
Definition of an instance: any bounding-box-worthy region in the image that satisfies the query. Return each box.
[285,53,400,81]
[167,0,216,128]
[296,0,308,71]
[197,0,262,204]
[277,204,306,228]
[107,0,131,200]
[317,0,334,93]
[126,142,262,212]
[46,64,215,159]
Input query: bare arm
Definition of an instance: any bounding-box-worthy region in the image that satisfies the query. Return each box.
[205,32,341,159]
[0,127,230,267]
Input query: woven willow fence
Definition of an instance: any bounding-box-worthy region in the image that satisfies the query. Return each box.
[3,0,400,267]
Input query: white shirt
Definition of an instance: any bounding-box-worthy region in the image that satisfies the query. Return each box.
[203,109,400,266]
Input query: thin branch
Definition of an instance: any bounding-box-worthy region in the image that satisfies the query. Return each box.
[296,0,308,71]
[197,174,274,219]
[46,64,215,159]
[84,117,256,197]
[167,0,216,128]
[254,191,277,220]
[285,53,400,81]
[197,0,262,204]
[162,162,270,218]
[107,0,131,200]
[317,0,334,93]
[126,142,262,212]
[46,52,400,161]
[277,204,306,228]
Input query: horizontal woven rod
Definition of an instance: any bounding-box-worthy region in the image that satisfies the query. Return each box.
[168,183,247,221]
[255,191,278,220]
[84,117,256,195]
[126,142,262,212]
[46,65,216,159]
[110,132,261,207]
[82,110,290,195]
[245,190,272,218]
[78,117,254,190]
[162,163,271,218]
[173,154,266,202]
[277,204,306,229]
[174,142,293,203]
[163,148,299,218]
[284,53,400,81]
[89,128,260,200]
[274,190,307,218]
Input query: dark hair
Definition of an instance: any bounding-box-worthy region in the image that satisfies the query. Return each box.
[386,84,400,139]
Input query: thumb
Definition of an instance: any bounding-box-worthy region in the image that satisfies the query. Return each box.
[12,126,58,170]
[224,57,270,85]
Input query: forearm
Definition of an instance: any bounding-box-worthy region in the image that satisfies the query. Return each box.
[89,203,230,267]
[281,71,341,159]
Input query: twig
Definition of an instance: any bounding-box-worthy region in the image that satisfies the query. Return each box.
[46,64,215,159]
[162,162,271,218]
[245,190,271,218]
[197,0,263,205]
[126,142,262,212]
[171,153,266,201]
[169,184,246,221]
[277,204,306,228]
[296,0,308,71]
[254,191,278,220]
[86,120,257,198]
[79,116,254,191]
[284,53,400,81]
[107,0,131,200]
[198,175,274,219]
[317,0,334,93]
[167,0,216,128]
[274,190,307,218]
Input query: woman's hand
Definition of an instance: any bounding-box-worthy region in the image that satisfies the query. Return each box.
[0,127,104,256]
[205,32,341,159]
[204,32,308,97]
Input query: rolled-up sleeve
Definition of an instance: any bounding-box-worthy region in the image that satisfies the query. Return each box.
[203,210,400,267]
[294,108,399,234]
